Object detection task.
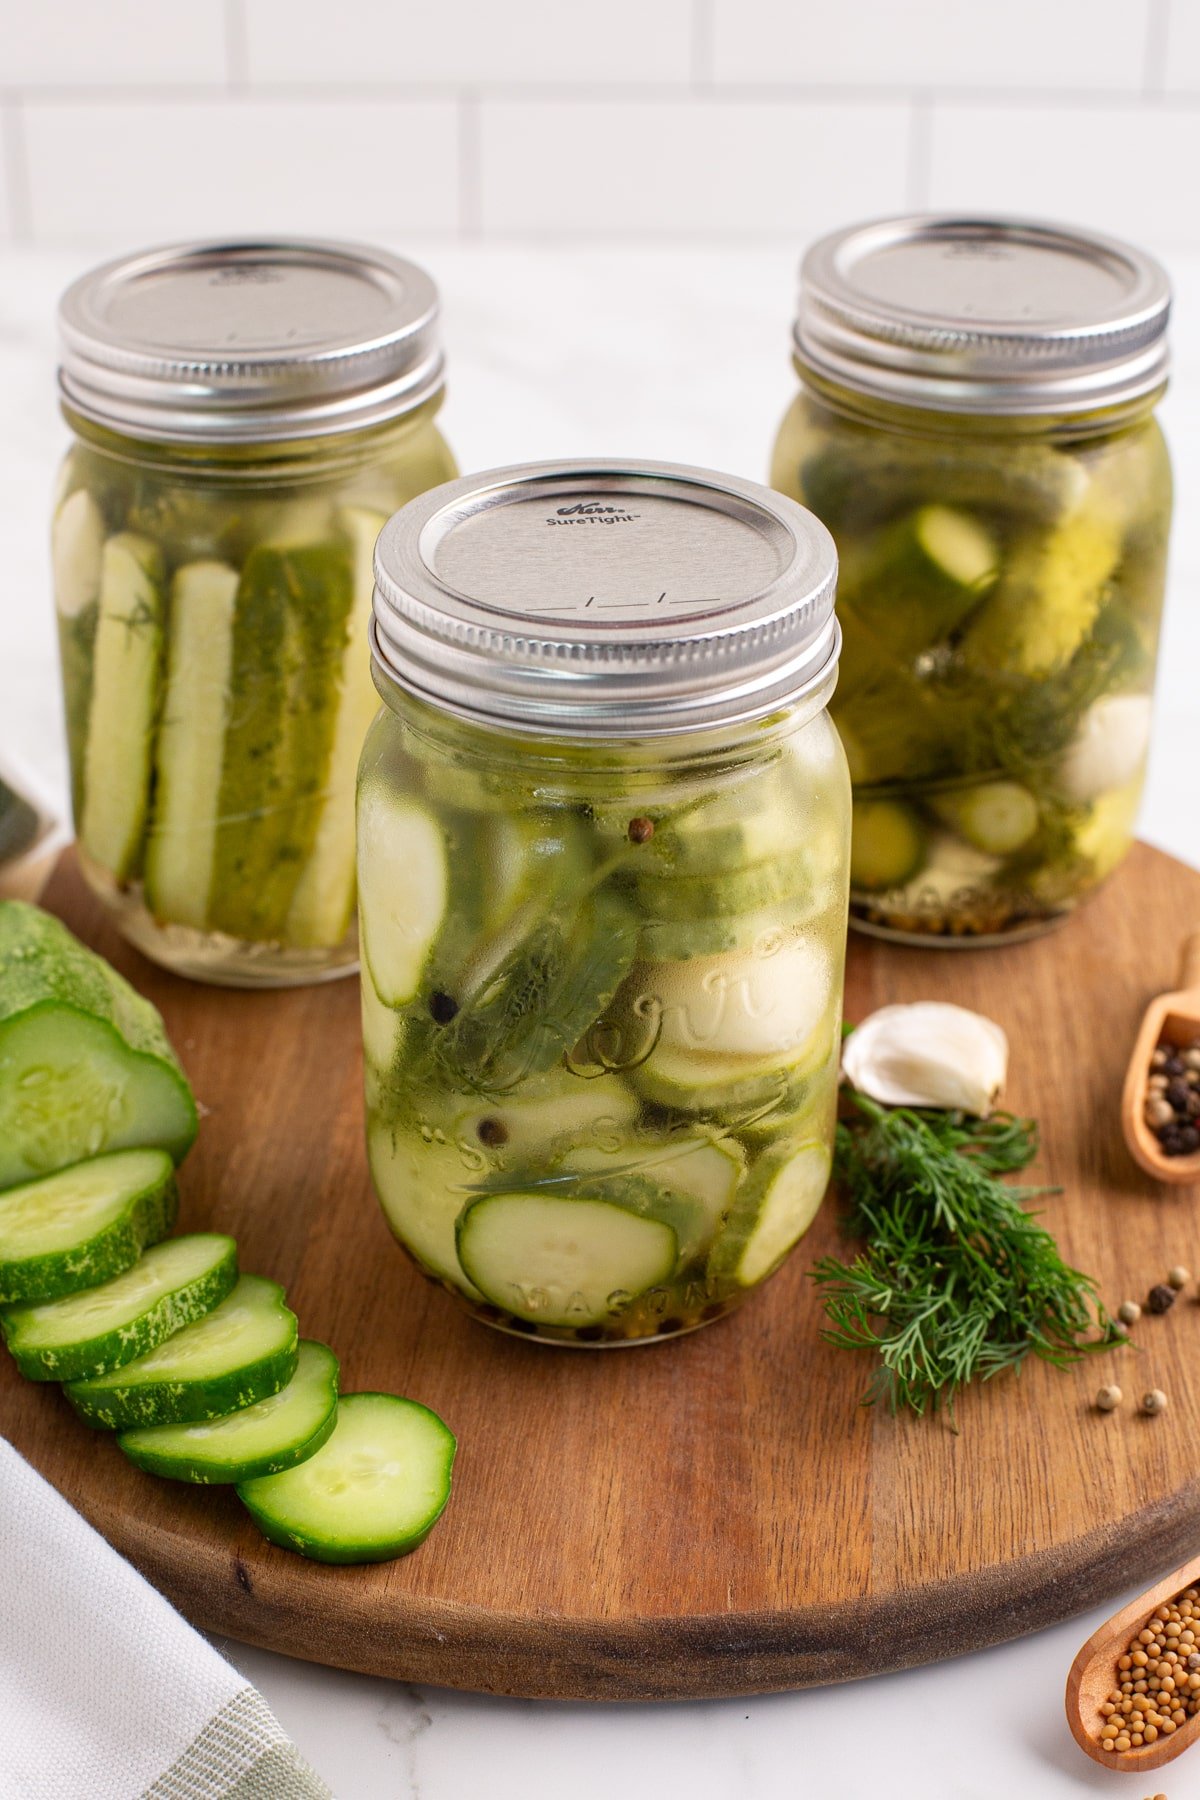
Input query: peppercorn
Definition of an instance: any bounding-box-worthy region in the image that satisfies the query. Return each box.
[1148,1284,1176,1314]
[1118,1300,1142,1325]
[627,816,654,844]
[475,1117,509,1149]
[428,990,459,1024]
[1169,1266,1191,1290]
[1096,1385,1122,1412]
[1141,1389,1169,1415]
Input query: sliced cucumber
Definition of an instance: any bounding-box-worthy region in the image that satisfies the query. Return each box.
[709,1139,831,1287]
[143,561,239,929]
[285,507,387,949]
[909,504,999,592]
[0,901,198,1188]
[0,1148,177,1306]
[1,1231,236,1381]
[457,1190,677,1327]
[560,1138,744,1264]
[52,488,105,619]
[449,1068,640,1163]
[643,935,834,1063]
[932,781,1039,856]
[209,544,354,942]
[66,1272,298,1430]
[80,533,166,882]
[239,1391,455,1564]
[849,799,926,893]
[631,1043,810,1120]
[636,904,800,964]
[357,787,448,1006]
[120,1339,338,1484]
[366,1118,483,1296]
[630,847,812,922]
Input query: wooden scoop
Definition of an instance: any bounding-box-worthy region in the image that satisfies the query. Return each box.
[1121,928,1200,1185]
[1067,1553,1200,1772]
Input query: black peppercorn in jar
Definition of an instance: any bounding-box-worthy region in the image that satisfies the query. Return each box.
[357,461,850,1344]
[771,215,1173,945]
[53,239,457,985]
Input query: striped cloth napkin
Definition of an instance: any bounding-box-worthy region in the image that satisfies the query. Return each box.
[0,1439,331,1800]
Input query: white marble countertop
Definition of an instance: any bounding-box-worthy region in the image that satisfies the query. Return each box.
[3,246,1200,1800]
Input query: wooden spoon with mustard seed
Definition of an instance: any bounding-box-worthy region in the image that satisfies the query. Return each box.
[1121,927,1200,1185]
[1066,1553,1200,1772]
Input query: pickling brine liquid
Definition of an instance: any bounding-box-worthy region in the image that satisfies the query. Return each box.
[357,690,850,1344]
[53,406,457,985]
[772,383,1171,942]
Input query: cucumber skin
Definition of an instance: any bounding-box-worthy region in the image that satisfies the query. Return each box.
[119,1342,339,1484]
[1,1235,238,1382]
[0,901,198,1175]
[0,1160,178,1307]
[238,1394,456,1564]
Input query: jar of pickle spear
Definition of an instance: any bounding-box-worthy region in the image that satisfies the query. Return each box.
[771,215,1172,943]
[358,460,849,1343]
[53,239,457,984]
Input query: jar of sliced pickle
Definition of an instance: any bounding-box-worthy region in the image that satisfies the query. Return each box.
[53,239,457,984]
[771,215,1172,944]
[358,460,849,1344]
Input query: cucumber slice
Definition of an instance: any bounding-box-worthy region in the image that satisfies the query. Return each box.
[0,901,198,1188]
[449,1069,640,1163]
[635,904,799,964]
[932,781,1039,856]
[630,847,812,922]
[285,508,387,949]
[850,799,926,893]
[209,543,355,942]
[66,1273,298,1430]
[52,488,105,619]
[143,562,239,928]
[357,788,448,1006]
[910,504,999,592]
[120,1339,338,1483]
[457,1190,677,1327]
[238,1391,455,1564]
[0,1148,177,1306]
[560,1138,744,1263]
[80,533,166,882]
[709,1139,831,1287]
[2,1231,236,1381]
[367,1119,483,1297]
[644,935,834,1063]
[631,1043,814,1120]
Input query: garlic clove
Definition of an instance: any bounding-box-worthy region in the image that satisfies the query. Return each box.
[1057,694,1152,804]
[841,1001,1009,1117]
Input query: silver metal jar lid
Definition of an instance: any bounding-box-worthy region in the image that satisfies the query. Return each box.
[795,214,1171,416]
[371,460,840,739]
[58,239,445,444]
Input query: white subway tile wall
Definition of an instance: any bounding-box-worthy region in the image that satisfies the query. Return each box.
[0,0,1196,247]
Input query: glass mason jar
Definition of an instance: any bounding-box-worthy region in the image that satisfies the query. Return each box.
[357,461,849,1345]
[771,216,1173,944]
[52,239,457,985]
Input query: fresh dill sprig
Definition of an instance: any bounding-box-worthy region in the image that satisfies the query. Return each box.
[810,1095,1118,1423]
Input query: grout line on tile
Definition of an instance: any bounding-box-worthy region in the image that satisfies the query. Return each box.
[458,91,482,241]
[225,0,249,91]
[1145,0,1171,95]
[691,0,714,90]
[0,98,32,245]
[906,94,932,210]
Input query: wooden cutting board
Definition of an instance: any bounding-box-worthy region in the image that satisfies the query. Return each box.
[5,846,1200,1701]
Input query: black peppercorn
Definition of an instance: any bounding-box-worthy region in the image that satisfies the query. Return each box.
[1148,1283,1177,1314]
[476,1117,509,1148]
[627,816,655,845]
[428,990,459,1024]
